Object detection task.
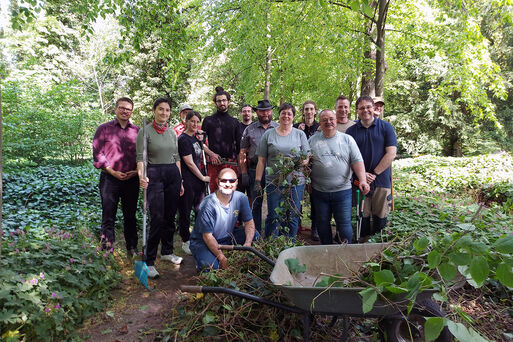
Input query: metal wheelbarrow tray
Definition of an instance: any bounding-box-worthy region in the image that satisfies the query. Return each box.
[181,243,450,341]
[270,243,435,316]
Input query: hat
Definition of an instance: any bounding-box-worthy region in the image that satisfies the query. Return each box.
[253,100,274,111]
[178,103,193,113]
[373,96,385,105]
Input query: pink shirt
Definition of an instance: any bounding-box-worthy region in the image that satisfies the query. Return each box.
[174,123,185,137]
[93,120,139,172]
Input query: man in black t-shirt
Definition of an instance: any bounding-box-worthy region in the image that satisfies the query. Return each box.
[202,87,242,192]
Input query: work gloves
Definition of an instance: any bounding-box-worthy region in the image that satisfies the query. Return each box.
[253,182,263,198]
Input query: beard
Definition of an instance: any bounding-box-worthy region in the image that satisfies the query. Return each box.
[219,187,234,196]
[259,117,271,124]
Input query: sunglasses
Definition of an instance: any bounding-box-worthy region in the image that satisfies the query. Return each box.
[219,178,237,183]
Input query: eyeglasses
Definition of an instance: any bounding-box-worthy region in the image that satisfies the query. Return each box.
[117,106,133,112]
[357,105,374,111]
[219,178,237,183]
[216,99,228,103]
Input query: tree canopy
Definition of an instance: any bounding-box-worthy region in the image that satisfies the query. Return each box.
[2,0,513,162]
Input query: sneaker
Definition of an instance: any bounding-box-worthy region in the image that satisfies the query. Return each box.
[161,254,183,265]
[147,266,159,279]
[182,241,192,255]
[311,229,320,241]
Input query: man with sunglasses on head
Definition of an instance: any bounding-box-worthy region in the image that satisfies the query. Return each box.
[93,97,140,256]
[189,168,260,271]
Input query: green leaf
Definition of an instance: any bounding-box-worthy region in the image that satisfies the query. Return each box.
[446,320,488,342]
[469,256,489,287]
[359,287,377,314]
[425,317,445,341]
[413,236,429,252]
[373,270,395,286]
[449,252,471,266]
[427,250,441,269]
[438,263,457,281]
[495,262,513,287]
[284,258,306,275]
[202,311,216,324]
[493,235,513,254]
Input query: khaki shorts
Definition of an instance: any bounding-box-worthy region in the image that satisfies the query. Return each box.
[363,187,392,219]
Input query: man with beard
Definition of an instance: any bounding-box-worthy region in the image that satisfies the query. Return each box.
[239,104,253,134]
[335,95,355,133]
[189,168,259,271]
[238,100,278,233]
[202,87,242,192]
[93,97,139,255]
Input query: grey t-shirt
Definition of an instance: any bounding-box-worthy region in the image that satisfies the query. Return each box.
[257,127,310,186]
[308,131,363,192]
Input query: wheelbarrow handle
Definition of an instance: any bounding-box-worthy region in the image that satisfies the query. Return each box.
[180,285,203,293]
[218,245,275,266]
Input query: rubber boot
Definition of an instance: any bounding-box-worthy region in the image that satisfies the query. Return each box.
[372,216,388,235]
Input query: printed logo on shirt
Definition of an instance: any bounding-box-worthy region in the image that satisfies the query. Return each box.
[233,209,239,218]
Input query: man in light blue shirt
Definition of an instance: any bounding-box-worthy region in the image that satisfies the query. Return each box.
[190,168,259,270]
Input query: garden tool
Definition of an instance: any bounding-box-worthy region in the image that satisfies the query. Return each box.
[135,118,150,290]
[356,189,365,243]
[198,139,211,195]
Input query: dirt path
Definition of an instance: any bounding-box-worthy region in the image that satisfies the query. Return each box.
[78,249,198,342]
[78,224,318,342]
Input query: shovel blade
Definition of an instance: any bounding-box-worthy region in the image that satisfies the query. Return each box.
[134,260,150,290]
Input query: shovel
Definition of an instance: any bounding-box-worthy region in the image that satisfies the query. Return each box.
[135,118,150,290]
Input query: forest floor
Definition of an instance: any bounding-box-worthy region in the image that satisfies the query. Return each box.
[78,228,319,342]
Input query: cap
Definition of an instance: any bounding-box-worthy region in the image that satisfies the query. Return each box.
[178,103,193,113]
[373,96,385,105]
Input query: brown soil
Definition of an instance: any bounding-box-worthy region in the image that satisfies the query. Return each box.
[77,229,319,342]
[77,246,198,342]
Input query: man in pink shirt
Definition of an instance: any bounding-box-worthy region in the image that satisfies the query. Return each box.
[93,97,140,255]
[173,103,193,137]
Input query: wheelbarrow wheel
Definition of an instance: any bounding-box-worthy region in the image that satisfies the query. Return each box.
[380,299,452,342]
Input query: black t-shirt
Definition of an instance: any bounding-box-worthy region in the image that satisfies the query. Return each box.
[178,133,203,185]
[293,121,319,139]
[202,111,242,159]
[239,122,249,137]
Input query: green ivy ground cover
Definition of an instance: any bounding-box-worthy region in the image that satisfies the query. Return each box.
[1,164,122,341]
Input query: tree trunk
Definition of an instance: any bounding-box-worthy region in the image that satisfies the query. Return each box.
[374,0,388,98]
[263,5,271,101]
[0,83,3,259]
[360,42,376,97]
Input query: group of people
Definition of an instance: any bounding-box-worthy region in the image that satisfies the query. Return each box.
[92,87,396,276]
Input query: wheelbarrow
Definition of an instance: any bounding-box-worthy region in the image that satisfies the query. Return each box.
[180,243,451,341]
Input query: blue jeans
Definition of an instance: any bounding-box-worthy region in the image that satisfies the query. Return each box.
[190,228,260,271]
[312,188,353,244]
[264,184,305,239]
[247,169,266,233]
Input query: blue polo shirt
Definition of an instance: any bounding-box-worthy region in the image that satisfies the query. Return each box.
[346,118,397,188]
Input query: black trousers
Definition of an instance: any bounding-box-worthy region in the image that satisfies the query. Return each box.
[177,178,205,242]
[99,172,139,250]
[146,163,181,266]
